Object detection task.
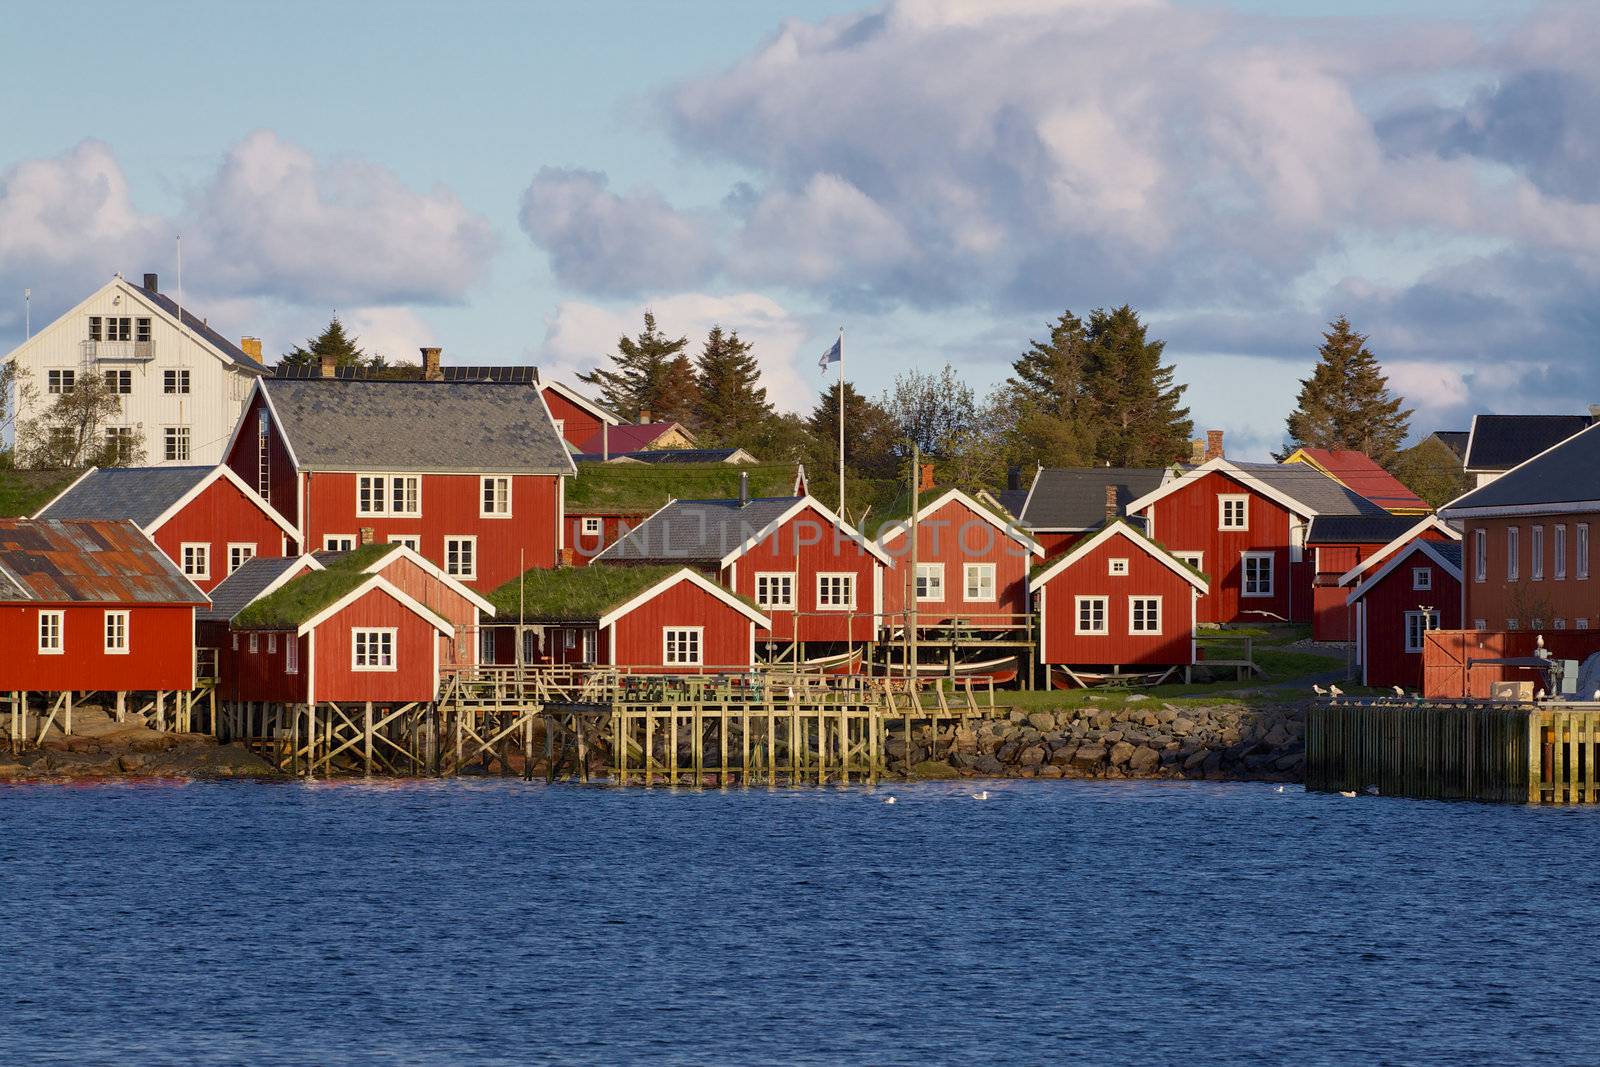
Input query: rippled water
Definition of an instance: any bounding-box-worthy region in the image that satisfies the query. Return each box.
[2,779,1597,1065]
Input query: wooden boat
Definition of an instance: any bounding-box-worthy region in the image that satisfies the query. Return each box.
[1051,665,1177,690]
[798,646,864,675]
[883,654,1018,684]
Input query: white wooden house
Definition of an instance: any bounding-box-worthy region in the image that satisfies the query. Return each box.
[2,272,266,464]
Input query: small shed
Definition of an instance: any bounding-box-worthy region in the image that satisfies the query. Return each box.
[487,564,770,672]
[1346,539,1463,691]
[1028,519,1209,674]
[0,518,207,692]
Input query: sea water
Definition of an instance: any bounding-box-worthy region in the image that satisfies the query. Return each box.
[1,779,1596,1065]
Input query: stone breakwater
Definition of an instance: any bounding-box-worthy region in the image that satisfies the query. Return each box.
[901,701,1306,782]
[0,705,279,782]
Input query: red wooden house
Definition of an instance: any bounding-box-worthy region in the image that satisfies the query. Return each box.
[223,377,574,592]
[211,553,455,705]
[1014,467,1170,558]
[0,519,206,693]
[34,464,298,593]
[1127,458,1392,625]
[1306,513,1458,641]
[595,492,890,660]
[1346,539,1463,691]
[1028,519,1209,678]
[486,564,769,671]
[539,379,618,452]
[878,488,1042,625]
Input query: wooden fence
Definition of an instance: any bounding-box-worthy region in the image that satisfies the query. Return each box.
[1423,630,1600,698]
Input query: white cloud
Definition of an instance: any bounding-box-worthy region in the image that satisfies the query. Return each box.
[541,292,815,414]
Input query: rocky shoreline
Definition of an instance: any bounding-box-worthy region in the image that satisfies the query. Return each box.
[900,701,1305,782]
[0,706,279,783]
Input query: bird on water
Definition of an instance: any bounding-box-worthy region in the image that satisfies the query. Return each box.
[883,796,897,805]
[970,791,990,801]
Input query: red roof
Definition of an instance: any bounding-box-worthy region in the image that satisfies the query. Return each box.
[1290,449,1429,513]
[0,519,207,605]
[577,422,692,454]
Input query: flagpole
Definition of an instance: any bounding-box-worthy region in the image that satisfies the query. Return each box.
[837,326,845,518]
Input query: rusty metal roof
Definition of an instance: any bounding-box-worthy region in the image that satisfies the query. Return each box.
[0,519,208,606]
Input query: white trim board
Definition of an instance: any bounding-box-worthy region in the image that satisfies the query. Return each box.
[1335,515,1461,588]
[295,574,454,638]
[1124,457,1318,521]
[1345,539,1464,607]
[1028,520,1210,594]
[596,568,771,630]
[876,487,1043,557]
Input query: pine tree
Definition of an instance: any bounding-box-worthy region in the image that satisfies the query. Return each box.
[692,326,773,444]
[579,311,691,422]
[993,310,1095,469]
[806,381,898,482]
[280,316,378,370]
[1081,305,1192,466]
[1286,317,1412,464]
[654,353,701,426]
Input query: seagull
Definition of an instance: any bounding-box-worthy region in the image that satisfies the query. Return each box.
[1275,785,1285,793]
[1312,684,1328,696]
[1339,790,1357,798]
[1536,689,1547,700]
[969,790,990,801]
[883,796,897,805]
[1392,686,1405,697]
[1328,684,1344,701]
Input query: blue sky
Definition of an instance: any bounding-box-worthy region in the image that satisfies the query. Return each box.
[1,0,1587,460]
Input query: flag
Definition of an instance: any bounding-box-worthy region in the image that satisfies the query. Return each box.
[817,336,841,372]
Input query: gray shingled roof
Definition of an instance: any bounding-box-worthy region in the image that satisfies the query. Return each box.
[140,287,265,373]
[1019,468,1169,529]
[1307,513,1425,545]
[596,497,802,563]
[1464,414,1593,472]
[199,556,306,622]
[1444,422,1600,514]
[1433,541,1464,569]
[263,379,573,475]
[995,489,1029,519]
[1230,462,1389,517]
[35,466,215,528]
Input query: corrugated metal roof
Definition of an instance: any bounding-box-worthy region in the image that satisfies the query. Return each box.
[597,497,801,563]
[262,379,573,475]
[35,466,215,528]
[1019,468,1168,529]
[1464,415,1593,472]
[0,519,207,605]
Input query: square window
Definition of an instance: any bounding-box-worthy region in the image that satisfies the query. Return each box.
[102,369,132,394]
[1075,596,1108,635]
[756,572,796,610]
[1108,558,1129,576]
[1579,619,1591,631]
[964,563,996,602]
[48,369,76,394]
[1474,619,1487,631]
[181,543,210,580]
[1129,596,1161,634]
[103,611,129,654]
[816,573,856,610]
[1412,567,1432,591]
[162,369,191,394]
[914,563,944,602]
[663,627,702,666]
[580,516,602,536]
[103,427,136,464]
[480,476,512,517]
[352,628,396,671]
[228,543,256,574]
[38,610,63,654]
[1218,495,1249,530]
[323,535,356,552]
[445,536,477,579]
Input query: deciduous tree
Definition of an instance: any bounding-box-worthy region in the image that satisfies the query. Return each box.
[19,373,144,468]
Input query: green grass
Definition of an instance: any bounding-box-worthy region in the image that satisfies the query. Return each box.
[565,461,801,512]
[488,563,687,621]
[0,467,84,518]
[232,542,402,629]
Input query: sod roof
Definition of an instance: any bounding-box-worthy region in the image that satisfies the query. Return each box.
[565,461,800,514]
[488,563,756,622]
[232,543,402,629]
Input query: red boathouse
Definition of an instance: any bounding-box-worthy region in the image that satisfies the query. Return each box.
[878,488,1042,624]
[1346,539,1463,692]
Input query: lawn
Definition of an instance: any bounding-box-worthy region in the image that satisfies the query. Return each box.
[0,467,83,517]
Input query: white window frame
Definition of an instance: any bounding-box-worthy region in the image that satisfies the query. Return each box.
[1507,618,1520,631]
[1531,525,1545,581]
[580,516,603,536]
[47,368,76,394]
[816,572,856,611]
[1474,619,1487,632]
[248,632,259,653]
[582,629,597,663]
[480,475,513,518]
[1404,610,1440,653]
[1108,557,1129,577]
[1555,525,1567,581]
[164,426,191,462]
[38,610,64,654]
[1473,528,1487,582]
[1218,495,1249,531]
[1129,596,1162,635]
[162,368,191,395]
[352,627,397,672]
[227,543,257,575]
[1412,567,1432,591]
[386,534,421,551]
[1579,619,1591,631]
[1241,552,1274,598]
[103,610,129,654]
[663,626,704,666]
[323,535,357,552]
[285,638,299,675]
[1507,526,1519,581]
[445,536,477,580]
[914,563,945,602]
[963,563,996,603]
[181,542,210,580]
[755,571,796,611]
[1579,524,1591,580]
[267,633,278,654]
[1075,595,1108,636]
[356,474,422,518]
[1174,552,1204,572]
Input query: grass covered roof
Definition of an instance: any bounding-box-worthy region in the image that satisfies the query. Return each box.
[565,461,801,513]
[232,542,402,629]
[488,563,755,622]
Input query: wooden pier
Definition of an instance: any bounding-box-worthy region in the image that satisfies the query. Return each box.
[1307,700,1600,804]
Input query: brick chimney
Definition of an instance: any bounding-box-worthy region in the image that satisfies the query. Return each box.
[421,347,443,381]
[143,273,158,293]
[1105,483,1119,522]
[1205,429,1225,461]
[918,463,935,493]
[239,337,263,363]
[319,351,337,379]
[1190,438,1206,465]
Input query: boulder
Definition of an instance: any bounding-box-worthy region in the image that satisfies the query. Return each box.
[1172,717,1196,735]
[1027,712,1057,733]
[1037,765,1064,779]
[1048,745,1077,766]
[973,754,1005,775]
[911,760,961,780]
[1109,740,1135,766]
[1128,746,1160,773]
[1182,748,1210,770]
[1019,745,1046,767]
[1073,744,1107,765]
